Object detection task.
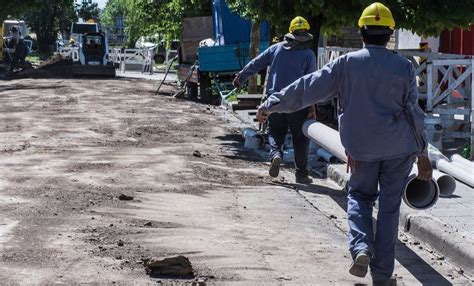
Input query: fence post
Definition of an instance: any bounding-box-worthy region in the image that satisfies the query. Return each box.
[471,59,474,160]
[426,62,433,112]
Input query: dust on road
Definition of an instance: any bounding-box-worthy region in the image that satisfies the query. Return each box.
[0,78,471,285]
[0,78,271,284]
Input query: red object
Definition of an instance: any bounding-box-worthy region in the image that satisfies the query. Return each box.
[440,25,474,55]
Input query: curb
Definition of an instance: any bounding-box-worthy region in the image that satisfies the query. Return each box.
[326,163,474,276]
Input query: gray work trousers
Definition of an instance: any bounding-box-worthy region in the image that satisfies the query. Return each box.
[347,154,414,280]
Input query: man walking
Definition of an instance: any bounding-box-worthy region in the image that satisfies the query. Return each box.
[233,16,316,184]
[256,3,433,285]
[10,33,29,73]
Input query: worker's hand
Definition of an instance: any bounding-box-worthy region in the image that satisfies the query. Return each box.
[417,156,433,181]
[256,107,270,123]
[307,105,317,120]
[232,74,241,88]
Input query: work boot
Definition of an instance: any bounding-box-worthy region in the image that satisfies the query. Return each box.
[269,155,281,178]
[372,277,397,286]
[349,251,371,278]
[295,175,313,184]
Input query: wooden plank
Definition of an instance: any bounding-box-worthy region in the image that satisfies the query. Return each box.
[237,94,263,100]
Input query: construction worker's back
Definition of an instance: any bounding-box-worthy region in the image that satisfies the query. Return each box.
[238,42,316,94]
[336,45,420,161]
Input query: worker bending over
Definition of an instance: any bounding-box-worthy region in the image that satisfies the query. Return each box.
[233,16,316,184]
[256,3,432,285]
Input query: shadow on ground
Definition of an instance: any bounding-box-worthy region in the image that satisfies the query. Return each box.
[216,134,267,163]
[273,182,453,286]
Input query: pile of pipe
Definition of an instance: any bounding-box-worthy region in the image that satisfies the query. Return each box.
[436,154,474,188]
[241,128,265,150]
[302,120,468,210]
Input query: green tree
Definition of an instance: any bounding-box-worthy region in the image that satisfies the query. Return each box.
[228,0,474,54]
[101,0,127,29]
[101,0,211,47]
[0,0,37,22]
[76,0,101,22]
[23,0,77,53]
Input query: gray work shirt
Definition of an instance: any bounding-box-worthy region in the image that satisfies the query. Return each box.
[239,42,316,94]
[260,45,427,162]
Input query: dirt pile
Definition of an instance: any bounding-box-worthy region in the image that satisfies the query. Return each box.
[9,54,73,79]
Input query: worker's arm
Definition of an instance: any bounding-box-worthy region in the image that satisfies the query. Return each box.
[258,59,340,116]
[406,64,432,181]
[233,46,273,88]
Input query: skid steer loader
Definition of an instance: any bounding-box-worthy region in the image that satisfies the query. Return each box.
[72,31,116,78]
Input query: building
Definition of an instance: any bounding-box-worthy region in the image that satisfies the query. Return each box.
[108,15,126,45]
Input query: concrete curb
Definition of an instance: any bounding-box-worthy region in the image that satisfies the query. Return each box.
[326,163,474,276]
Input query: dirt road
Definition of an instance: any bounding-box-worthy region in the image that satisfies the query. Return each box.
[0,79,472,285]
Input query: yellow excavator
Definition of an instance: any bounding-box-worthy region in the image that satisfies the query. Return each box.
[0,20,32,61]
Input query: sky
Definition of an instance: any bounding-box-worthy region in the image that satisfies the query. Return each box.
[76,0,108,9]
[96,0,108,9]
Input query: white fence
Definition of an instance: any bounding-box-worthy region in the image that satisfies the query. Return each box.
[318,47,473,158]
[58,47,155,75]
[118,48,154,74]
[58,47,80,62]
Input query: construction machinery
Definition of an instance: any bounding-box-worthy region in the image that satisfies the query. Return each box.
[58,21,115,78]
[176,0,269,104]
[1,20,32,61]
[70,20,99,44]
[73,31,115,77]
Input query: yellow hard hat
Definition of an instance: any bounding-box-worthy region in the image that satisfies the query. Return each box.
[289,16,310,33]
[358,2,395,30]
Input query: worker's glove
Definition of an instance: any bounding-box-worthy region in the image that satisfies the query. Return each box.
[307,105,317,120]
[256,106,270,123]
[232,74,241,88]
[416,156,433,181]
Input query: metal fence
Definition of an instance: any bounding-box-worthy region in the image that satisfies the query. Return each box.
[58,47,80,62]
[118,48,154,74]
[58,47,155,75]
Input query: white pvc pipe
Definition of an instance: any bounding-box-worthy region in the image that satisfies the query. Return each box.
[316,148,338,164]
[428,143,448,166]
[302,120,444,209]
[403,173,439,210]
[242,128,257,139]
[302,120,347,162]
[432,169,456,197]
[436,158,474,187]
[404,165,440,209]
[450,154,474,169]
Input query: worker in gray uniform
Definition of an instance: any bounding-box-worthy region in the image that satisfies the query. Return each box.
[256,3,433,285]
[233,16,317,184]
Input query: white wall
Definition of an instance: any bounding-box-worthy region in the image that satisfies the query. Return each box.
[396,29,439,52]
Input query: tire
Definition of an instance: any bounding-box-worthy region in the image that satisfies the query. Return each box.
[199,72,212,104]
[186,83,198,101]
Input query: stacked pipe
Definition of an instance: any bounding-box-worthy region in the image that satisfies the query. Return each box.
[241,128,265,149]
[436,156,474,188]
[302,120,452,210]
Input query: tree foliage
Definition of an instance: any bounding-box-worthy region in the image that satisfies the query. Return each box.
[76,0,101,22]
[227,0,474,40]
[0,0,35,22]
[3,0,77,53]
[100,0,127,29]
[101,0,211,47]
